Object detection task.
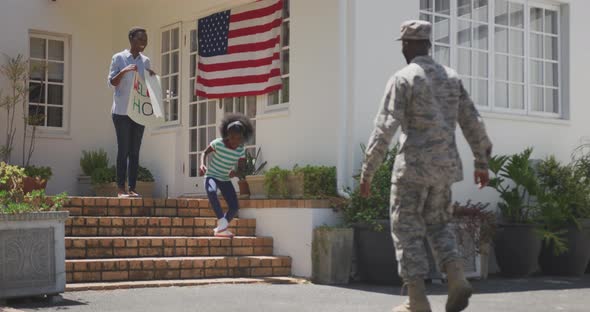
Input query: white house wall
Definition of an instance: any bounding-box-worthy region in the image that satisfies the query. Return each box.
[0,0,116,195]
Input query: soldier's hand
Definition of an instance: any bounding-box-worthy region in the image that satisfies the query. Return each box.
[474,170,490,189]
[360,181,371,198]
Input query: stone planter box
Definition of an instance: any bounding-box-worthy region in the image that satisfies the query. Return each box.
[77,175,92,196]
[92,181,154,197]
[246,174,304,199]
[0,211,69,300]
[312,227,354,284]
[245,175,266,199]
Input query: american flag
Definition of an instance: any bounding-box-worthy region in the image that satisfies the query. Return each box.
[195,0,283,99]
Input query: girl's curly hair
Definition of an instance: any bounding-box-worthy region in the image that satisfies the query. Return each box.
[219,113,254,142]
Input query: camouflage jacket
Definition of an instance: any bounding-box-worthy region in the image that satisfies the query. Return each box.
[360,55,492,185]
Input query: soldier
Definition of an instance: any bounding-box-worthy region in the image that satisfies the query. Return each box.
[359,20,493,312]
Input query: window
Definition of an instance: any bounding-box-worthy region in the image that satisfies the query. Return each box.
[419,0,563,117]
[267,0,290,107]
[161,24,181,122]
[223,96,257,156]
[28,33,69,128]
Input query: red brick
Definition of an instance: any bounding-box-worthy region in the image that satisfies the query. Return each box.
[73,272,101,282]
[168,260,181,269]
[238,258,250,267]
[114,248,138,257]
[112,218,124,226]
[154,270,180,279]
[272,259,283,267]
[139,248,160,257]
[88,262,102,271]
[152,239,163,247]
[73,262,88,271]
[126,239,139,247]
[102,261,116,271]
[83,198,96,207]
[87,248,113,258]
[95,198,108,207]
[66,207,82,216]
[160,218,172,227]
[282,258,292,267]
[66,249,86,258]
[99,239,114,248]
[204,269,228,278]
[72,239,86,248]
[84,207,105,216]
[107,198,120,207]
[129,261,143,270]
[273,267,291,276]
[260,258,272,267]
[66,273,73,283]
[154,199,166,207]
[65,262,74,271]
[194,219,206,227]
[163,238,176,247]
[227,258,239,268]
[181,269,203,279]
[102,271,129,281]
[210,247,229,256]
[133,198,146,207]
[164,248,176,257]
[142,260,155,269]
[187,200,200,208]
[251,268,273,277]
[165,199,178,208]
[130,271,154,280]
[120,198,132,207]
[233,247,254,256]
[171,228,193,236]
[70,197,83,207]
[171,218,183,227]
[180,259,194,269]
[86,240,100,248]
[72,218,85,226]
[136,218,148,226]
[139,239,151,247]
[99,218,112,226]
[117,261,129,270]
[249,258,261,267]
[177,199,189,208]
[192,259,205,268]
[187,247,209,256]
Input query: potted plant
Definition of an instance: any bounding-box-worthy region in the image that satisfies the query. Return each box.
[237,147,267,199]
[91,166,117,197]
[312,224,354,285]
[487,147,542,277]
[292,165,337,198]
[79,149,109,196]
[452,201,497,280]
[23,165,52,194]
[343,145,402,285]
[536,156,590,276]
[0,161,69,301]
[135,166,155,198]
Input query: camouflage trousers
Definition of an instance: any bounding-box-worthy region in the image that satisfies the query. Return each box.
[390,181,460,280]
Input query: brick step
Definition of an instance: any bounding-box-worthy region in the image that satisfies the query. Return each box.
[66,216,256,237]
[66,256,292,283]
[66,236,274,259]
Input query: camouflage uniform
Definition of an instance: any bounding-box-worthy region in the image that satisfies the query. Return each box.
[360,52,492,280]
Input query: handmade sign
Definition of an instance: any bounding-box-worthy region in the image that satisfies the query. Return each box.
[127,70,165,127]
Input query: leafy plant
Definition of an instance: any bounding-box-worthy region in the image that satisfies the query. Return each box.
[487,147,539,224]
[453,200,497,257]
[292,165,337,198]
[1,189,67,214]
[80,149,109,176]
[138,166,155,182]
[236,147,267,180]
[24,165,53,181]
[91,166,116,185]
[343,144,399,231]
[0,161,25,191]
[264,166,291,198]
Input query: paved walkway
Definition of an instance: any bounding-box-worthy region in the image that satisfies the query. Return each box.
[3,276,590,312]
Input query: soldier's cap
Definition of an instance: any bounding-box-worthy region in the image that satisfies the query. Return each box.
[396,20,432,41]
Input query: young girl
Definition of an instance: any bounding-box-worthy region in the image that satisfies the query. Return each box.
[199,113,253,237]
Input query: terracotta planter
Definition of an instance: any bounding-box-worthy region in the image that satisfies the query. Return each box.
[238,179,250,199]
[22,176,47,194]
[312,227,354,285]
[134,181,155,198]
[92,182,118,197]
[76,175,92,196]
[245,175,266,199]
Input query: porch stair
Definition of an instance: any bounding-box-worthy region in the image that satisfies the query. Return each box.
[62,197,292,286]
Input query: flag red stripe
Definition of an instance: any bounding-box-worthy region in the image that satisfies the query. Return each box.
[196,84,282,99]
[227,36,280,54]
[228,18,282,39]
[197,68,281,87]
[198,53,280,72]
[230,0,283,23]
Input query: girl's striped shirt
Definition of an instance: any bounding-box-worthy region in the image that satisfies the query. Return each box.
[205,138,245,181]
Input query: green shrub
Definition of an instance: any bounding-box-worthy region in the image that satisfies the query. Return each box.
[91,166,116,185]
[1,189,68,214]
[236,147,267,180]
[138,166,155,182]
[264,166,291,198]
[80,149,109,176]
[24,165,52,181]
[0,162,25,190]
[292,165,337,198]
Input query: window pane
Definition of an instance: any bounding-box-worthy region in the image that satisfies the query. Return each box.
[530,60,543,85]
[462,78,472,95]
[495,27,508,53]
[28,105,45,126]
[161,55,170,75]
[191,30,198,52]
[190,153,197,177]
[171,99,178,121]
[47,84,63,105]
[29,60,45,81]
[282,21,290,47]
[458,48,471,75]
[530,7,543,32]
[530,87,544,111]
[236,97,245,114]
[48,62,64,83]
[161,30,170,53]
[47,106,63,127]
[545,35,558,60]
[473,24,488,50]
[434,16,450,44]
[473,51,488,77]
[420,13,434,24]
[530,33,543,59]
[171,28,180,50]
[48,40,64,61]
[510,30,524,56]
[190,105,198,127]
[161,77,169,98]
[474,79,488,106]
[170,75,178,97]
[198,102,207,126]
[495,54,508,81]
[495,82,508,108]
[171,52,179,73]
[281,77,290,103]
[458,0,472,19]
[30,37,46,59]
[421,0,433,12]
[224,98,233,113]
[246,97,257,118]
[509,57,524,83]
[545,62,558,87]
[457,20,471,47]
[164,100,170,121]
[509,2,524,28]
[190,55,197,78]
[198,128,207,151]
[434,45,450,66]
[474,0,488,22]
[268,90,279,105]
[283,0,290,18]
[435,0,450,15]
[207,101,216,124]
[509,84,524,109]
[29,82,45,103]
[207,126,216,145]
[545,88,558,113]
[282,49,290,75]
[545,10,558,34]
[495,0,508,25]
